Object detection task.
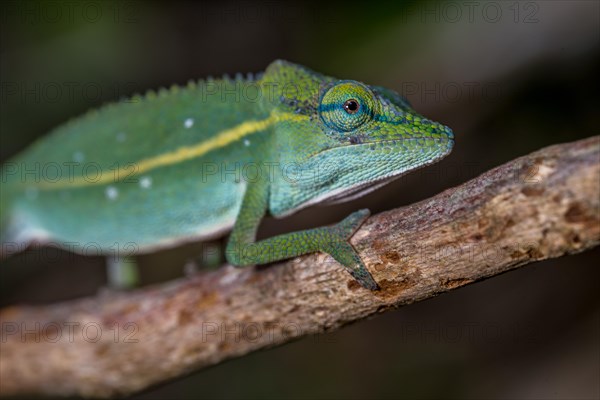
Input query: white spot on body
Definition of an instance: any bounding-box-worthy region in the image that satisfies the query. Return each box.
[243,139,251,147]
[73,151,85,162]
[105,186,119,200]
[184,118,194,129]
[139,176,152,189]
[116,132,127,142]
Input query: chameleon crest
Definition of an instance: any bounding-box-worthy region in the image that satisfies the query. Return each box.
[1,60,454,290]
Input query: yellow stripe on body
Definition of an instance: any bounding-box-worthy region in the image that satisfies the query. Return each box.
[38,110,307,190]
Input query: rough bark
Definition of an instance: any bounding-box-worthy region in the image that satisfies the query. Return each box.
[1,136,599,398]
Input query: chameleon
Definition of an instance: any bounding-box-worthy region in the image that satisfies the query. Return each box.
[0,60,454,290]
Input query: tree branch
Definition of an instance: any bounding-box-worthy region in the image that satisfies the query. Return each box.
[1,137,599,398]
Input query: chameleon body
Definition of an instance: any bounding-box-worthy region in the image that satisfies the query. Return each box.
[0,60,454,289]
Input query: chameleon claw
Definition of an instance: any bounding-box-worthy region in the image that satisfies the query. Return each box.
[347,261,380,290]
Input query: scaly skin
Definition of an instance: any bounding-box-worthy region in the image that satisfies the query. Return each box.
[0,60,454,289]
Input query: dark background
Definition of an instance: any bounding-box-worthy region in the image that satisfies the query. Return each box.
[1,1,598,398]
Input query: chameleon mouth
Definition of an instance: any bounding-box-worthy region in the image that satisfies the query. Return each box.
[354,136,455,146]
[310,136,454,160]
[276,135,454,216]
[322,141,454,204]
[308,136,454,205]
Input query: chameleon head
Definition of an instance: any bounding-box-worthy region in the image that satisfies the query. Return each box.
[313,79,454,199]
[263,60,454,216]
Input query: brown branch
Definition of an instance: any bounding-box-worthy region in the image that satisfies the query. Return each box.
[1,136,599,398]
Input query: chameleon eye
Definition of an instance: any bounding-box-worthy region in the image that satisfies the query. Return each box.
[343,99,360,114]
[319,81,377,132]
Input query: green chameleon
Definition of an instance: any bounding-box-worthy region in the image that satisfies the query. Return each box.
[0,60,454,290]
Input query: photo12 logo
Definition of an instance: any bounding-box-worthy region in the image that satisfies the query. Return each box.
[1,321,139,344]
[1,81,139,105]
[400,1,540,24]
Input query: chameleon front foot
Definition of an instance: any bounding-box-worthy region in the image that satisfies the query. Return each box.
[225,176,379,290]
[321,209,379,290]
